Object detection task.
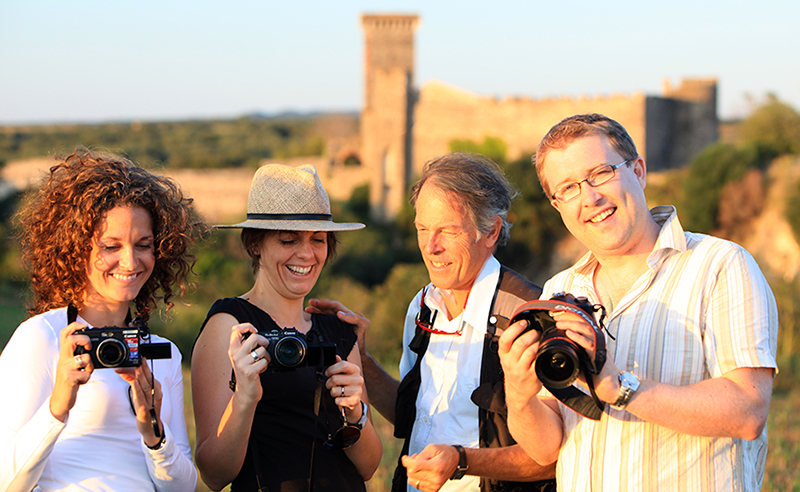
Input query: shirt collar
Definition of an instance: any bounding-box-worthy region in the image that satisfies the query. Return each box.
[567,205,686,277]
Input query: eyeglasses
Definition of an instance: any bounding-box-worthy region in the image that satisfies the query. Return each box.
[414,287,462,336]
[551,160,630,203]
[324,403,361,449]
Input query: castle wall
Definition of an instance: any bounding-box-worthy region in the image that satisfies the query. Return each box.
[411,81,649,179]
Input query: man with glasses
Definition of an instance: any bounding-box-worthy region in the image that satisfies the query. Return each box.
[309,153,555,492]
[498,113,778,491]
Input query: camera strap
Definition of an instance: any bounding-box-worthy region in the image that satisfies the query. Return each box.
[509,300,608,420]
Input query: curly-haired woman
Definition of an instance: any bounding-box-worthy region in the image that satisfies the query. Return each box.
[0,148,205,492]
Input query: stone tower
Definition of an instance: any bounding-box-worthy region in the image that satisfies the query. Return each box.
[360,14,419,221]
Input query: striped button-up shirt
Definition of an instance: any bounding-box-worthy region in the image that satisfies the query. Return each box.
[542,206,778,492]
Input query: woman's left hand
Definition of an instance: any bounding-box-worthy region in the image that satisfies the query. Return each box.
[325,355,364,416]
[117,358,164,448]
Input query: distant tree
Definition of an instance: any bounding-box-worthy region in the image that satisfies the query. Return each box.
[785,177,800,247]
[498,155,566,281]
[739,95,800,162]
[716,168,765,239]
[680,143,758,233]
[449,136,508,164]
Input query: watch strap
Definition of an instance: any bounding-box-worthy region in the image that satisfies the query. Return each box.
[449,444,468,480]
[350,400,369,430]
[612,371,639,408]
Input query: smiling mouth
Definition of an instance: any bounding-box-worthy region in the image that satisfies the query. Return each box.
[111,273,140,281]
[589,208,615,223]
[287,265,312,275]
[430,260,451,268]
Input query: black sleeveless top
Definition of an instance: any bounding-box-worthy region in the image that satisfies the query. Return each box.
[198,297,365,492]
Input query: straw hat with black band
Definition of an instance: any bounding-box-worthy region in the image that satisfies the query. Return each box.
[217,163,364,232]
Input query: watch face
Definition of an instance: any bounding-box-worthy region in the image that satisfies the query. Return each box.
[620,371,639,390]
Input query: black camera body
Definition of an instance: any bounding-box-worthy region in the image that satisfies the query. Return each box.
[247,328,336,371]
[73,325,171,368]
[509,293,606,389]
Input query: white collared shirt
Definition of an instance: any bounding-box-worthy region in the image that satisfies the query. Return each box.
[399,256,501,492]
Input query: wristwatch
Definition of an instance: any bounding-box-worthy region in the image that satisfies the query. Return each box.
[449,444,468,480]
[612,371,640,409]
[349,400,369,430]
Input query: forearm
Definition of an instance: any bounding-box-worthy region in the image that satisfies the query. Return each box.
[343,415,383,480]
[195,392,258,490]
[360,352,399,424]
[145,425,198,492]
[612,367,773,440]
[0,400,65,492]
[464,444,556,482]
[506,396,562,466]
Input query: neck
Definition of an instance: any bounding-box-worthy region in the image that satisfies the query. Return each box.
[439,286,471,321]
[79,302,130,328]
[241,287,310,331]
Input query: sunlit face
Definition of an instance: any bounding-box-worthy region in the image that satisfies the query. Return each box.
[414,183,498,302]
[542,135,653,259]
[84,206,155,312]
[256,230,328,300]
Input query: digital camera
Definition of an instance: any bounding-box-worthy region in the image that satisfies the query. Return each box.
[73,324,171,368]
[247,328,336,371]
[509,293,606,389]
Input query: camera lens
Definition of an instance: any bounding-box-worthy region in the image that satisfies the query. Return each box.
[536,336,581,389]
[273,336,306,368]
[96,338,128,367]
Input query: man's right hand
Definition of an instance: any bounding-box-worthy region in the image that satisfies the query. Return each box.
[498,319,544,409]
[306,298,370,356]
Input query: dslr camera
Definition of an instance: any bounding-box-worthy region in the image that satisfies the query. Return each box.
[247,328,336,371]
[73,322,171,368]
[509,293,607,389]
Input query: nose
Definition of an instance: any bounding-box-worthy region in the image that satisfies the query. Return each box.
[296,237,314,257]
[119,246,137,270]
[421,231,443,255]
[579,181,603,204]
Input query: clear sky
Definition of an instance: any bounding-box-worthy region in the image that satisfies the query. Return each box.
[1,0,798,125]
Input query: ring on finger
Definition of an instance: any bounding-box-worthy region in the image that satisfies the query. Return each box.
[340,386,345,398]
[415,479,421,489]
[74,354,85,371]
[250,349,260,362]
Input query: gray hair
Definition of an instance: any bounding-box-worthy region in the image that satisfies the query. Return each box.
[409,152,517,246]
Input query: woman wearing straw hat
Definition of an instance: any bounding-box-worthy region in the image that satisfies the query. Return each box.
[191,164,382,492]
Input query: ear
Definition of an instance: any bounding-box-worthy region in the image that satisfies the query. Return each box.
[483,216,503,248]
[632,157,647,190]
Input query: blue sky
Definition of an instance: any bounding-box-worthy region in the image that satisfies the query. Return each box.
[1,0,798,124]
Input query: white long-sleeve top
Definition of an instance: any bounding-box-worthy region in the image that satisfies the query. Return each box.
[0,307,197,492]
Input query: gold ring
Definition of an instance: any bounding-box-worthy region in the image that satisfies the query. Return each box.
[415,479,421,489]
[250,349,260,362]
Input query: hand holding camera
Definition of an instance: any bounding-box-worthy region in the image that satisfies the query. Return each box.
[505,293,610,420]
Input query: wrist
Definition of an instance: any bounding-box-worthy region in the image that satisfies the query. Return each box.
[449,444,468,480]
[346,400,369,430]
[146,434,166,450]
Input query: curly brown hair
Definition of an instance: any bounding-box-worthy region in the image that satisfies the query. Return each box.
[15,147,207,321]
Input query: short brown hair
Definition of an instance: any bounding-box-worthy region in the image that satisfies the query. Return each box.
[535,114,639,196]
[16,147,206,321]
[410,152,517,246]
